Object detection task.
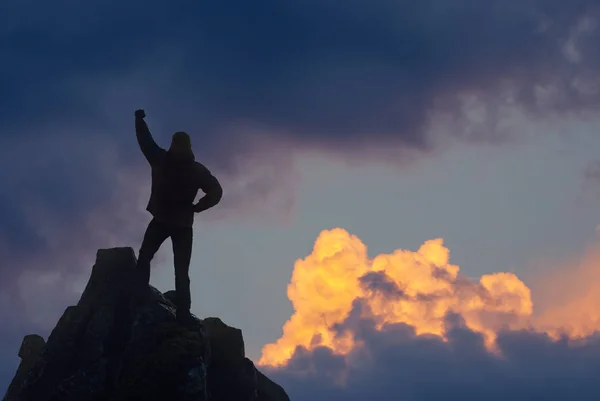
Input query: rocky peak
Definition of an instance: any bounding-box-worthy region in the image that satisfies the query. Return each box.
[2,247,289,401]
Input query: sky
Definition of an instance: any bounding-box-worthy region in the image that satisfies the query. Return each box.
[3,0,600,399]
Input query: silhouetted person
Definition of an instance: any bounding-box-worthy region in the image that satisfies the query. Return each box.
[134,109,222,323]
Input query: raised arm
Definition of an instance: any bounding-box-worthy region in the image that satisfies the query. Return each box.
[135,109,163,165]
[193,163,223,213]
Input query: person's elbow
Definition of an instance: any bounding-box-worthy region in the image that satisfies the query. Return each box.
[210,182,223,206]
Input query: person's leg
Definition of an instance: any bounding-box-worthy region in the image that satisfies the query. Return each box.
[136,218,170,287]
[171,226,194,320]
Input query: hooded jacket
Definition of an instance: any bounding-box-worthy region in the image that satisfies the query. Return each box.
[136,117,222,227]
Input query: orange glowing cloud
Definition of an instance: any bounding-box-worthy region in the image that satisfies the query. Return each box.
[259,228,537,367]
[531,246,600,340]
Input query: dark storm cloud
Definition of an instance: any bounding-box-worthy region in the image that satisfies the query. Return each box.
[266,312,600,401]
[3,0,600,148]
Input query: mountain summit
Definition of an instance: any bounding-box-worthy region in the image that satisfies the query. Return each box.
[3,247,289,401]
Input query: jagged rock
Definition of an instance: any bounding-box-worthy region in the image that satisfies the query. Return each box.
[18,336,45,363]
[112,321,207,401]
[203,317,245,363]
[20,305,95,401]
[77,247,138,308]
[3,335,46,401]
[256,369,290,401]
[2,247,290,401]
[203,318,255,401]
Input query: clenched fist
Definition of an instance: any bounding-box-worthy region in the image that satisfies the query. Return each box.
[135,109,146,119]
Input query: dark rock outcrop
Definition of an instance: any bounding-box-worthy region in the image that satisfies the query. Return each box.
[3,335,46,401]
[203,317,255,401]
[2,247,290,401]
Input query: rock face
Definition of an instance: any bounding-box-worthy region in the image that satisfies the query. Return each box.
[2,247,290,401]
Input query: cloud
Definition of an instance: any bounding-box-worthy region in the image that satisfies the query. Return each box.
[259,229,534,366]
[584,160,600,184]
[258,228,600,400]
[265,314,600,401]
[359,271,407,299]
[3,1,600,151]
[530,245,600,339]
